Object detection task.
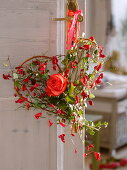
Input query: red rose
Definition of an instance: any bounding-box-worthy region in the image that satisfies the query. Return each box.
[34,113,42,119]
[81,75,88,87]
[86,144,94,151]
[22,84,27,91]
[52,56,58,64]
[26,103,30,110]
[120,159,127,166]
[94,63,102,71]
[39,63,46,71]
[95,77,102,84]
[58,134,65,143]
[64,69,70,77]
[84,153,88,158]
[89,36,95,41]
[83,45,91,50]
[71,134,75,137]
[85,54,92,58]
[88,100,94,106]
[71,61,78,68]
[56,109,66,114]
[3,74,12,80]
[15,97,28,103]
[60,122,66,127]
[75,96,79,104]
[46,74,67,96]
[48,119,53,127]
[100,53,106,58]
[17,68,25,75]
[94,152,101,161]
[99,73,104,79]
[81,91,88,99]
[30,83,39,92]
[53,65,57,70]
[23,77,29,83]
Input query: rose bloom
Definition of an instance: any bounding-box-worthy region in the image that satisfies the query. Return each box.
[94,152,101,161]
[46,74,67,96]
[34,113,42,119]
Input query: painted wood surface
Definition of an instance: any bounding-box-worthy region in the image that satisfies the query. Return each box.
[0,0,86,169]
[63,1,86,169]
[0,0,57,170]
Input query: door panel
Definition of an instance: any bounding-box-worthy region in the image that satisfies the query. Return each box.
[0,0,57,170]
[63,0,86,169]
[0,0,86,169]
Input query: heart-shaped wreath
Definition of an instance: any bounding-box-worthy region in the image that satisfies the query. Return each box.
[3,36,108,144]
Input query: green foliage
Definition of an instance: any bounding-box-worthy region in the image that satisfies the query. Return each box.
[69,83,75,96]
[65,95,75,104]
[14,80,21,88]
[89,93,95,99]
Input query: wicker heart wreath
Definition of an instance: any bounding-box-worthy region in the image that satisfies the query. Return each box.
[3,36,108,158]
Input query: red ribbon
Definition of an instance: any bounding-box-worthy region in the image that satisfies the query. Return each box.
[66,10,83,50]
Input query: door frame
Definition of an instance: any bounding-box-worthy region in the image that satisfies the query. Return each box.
[56,0,65,170]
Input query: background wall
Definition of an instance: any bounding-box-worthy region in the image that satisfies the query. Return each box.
[86,0,112,46]
[112,0,127,31]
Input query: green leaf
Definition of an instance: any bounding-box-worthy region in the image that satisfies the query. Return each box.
[84,57,88,63]
[78,110,83,116]
[103,122,108,128]
[69,83,75,96]
[14,80,21,88]
[69,115,75,120]
[26,69,33,74]
[89,93,95,99]
[59,104,67,110]
[32,101,43,108]
[89,74,95,79]
[96,121,101,127]
[42,73,49,79]
[88,129,95,135]
[66,54,71,59]
[41,104,46,108]
[74,80,80,85]
[94,49,98,55]
[65,95,75,104]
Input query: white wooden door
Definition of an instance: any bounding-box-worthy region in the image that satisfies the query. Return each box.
[0,1,57,170]
[0,0,86,170]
